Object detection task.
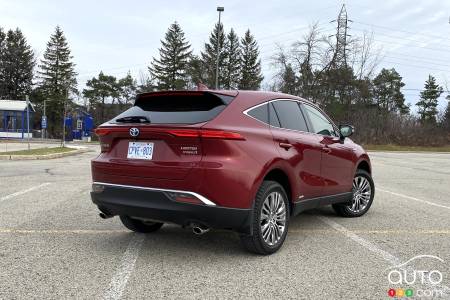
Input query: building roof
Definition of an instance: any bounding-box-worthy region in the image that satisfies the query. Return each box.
[0,100,35,112]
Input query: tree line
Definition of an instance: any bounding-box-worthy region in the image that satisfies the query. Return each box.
[269,24,449,145]
[0,20,449,145]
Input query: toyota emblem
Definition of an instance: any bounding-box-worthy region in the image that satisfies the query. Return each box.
[129,127,140,137]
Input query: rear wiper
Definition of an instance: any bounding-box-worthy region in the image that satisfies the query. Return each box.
[116,116,150,123]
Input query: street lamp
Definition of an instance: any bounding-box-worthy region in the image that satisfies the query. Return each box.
[215,6,224,90]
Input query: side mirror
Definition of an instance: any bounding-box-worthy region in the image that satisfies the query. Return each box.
[339,125,354,139]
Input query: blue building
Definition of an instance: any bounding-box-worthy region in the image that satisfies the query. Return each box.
[0,100,35,139]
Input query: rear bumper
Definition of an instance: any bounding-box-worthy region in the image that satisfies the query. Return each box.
[90,182,252,234]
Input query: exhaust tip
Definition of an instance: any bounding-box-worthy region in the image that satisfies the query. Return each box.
[99,212,113,219]
[192,224,210,235]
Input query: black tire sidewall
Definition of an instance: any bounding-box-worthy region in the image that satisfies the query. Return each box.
[253,181,290,253]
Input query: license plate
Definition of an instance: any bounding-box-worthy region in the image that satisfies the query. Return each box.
[127,142,154,160]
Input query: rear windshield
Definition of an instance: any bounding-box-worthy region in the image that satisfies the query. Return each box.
[110,92,235,124]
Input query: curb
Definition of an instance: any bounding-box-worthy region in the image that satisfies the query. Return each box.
[0,147,90,161]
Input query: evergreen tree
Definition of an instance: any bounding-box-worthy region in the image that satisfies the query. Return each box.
[186,54,206,88]
[82,72,119,122]
[279,64,297,95]
[441,96,450,131]
[37,26,77,136]
[149,22,191,90]
[223,29,241,89]
[0,28,6,97]
[416,75,443,123]
[373,68,408,114]
[117,72,137,105]
[201,22,227,88]
[0,28,34,99]
[239,30,263,90]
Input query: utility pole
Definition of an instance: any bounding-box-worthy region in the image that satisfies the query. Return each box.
[330,4,352,69]
[26,95,30,150]
[215,6,224,90]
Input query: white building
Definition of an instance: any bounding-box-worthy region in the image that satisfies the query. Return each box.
[0,100,35,139]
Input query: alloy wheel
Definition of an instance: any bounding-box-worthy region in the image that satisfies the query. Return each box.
[260,191,287,246]
[348,176,372,213]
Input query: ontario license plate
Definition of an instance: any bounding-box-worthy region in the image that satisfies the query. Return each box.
[127,142,154,160]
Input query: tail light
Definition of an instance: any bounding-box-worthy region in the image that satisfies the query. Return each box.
[94,128,115,152]
[167,129,245,140]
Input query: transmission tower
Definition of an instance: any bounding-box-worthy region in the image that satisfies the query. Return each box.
[330,4,352,68]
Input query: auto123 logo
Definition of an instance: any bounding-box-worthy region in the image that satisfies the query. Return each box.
[385,255,448,298]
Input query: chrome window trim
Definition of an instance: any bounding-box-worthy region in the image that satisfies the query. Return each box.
[92,181,216,206]
[243,98,311,135]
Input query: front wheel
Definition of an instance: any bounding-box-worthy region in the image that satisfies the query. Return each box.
[333,169,375,217]
[120,215,164,233]
[240,180,289,255]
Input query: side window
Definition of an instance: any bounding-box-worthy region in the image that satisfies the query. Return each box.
[247,104,268,123]
[269,103,281,127]
[302,104,337,137]
[272,100,308,132]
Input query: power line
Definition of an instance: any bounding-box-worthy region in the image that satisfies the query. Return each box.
[353,20,450,44]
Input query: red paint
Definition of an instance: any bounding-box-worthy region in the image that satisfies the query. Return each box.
[91,90,371,209]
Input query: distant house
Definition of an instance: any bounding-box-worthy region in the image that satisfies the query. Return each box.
[0,100,35,139]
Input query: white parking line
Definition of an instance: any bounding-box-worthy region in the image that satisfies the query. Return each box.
[0,182,51,203]
[378,188,450,210]
[317,216,400,265]
[317,216,450,295]
[103,234,145,300]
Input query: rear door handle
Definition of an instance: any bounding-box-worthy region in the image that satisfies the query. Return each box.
[322,147,332,154]
[279,142,292,150]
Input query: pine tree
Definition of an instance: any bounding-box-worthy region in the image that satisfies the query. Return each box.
[117,72,137,105]
[149,22,192,90]
[0,28,34,99]
[239,30,263,90]
[279,64,297,95]
[186,54,206,88]
[223,29,241,89]
[373,68,408,114]
[416,75,443,123]
[82,72,119,122]
[0,28,6,97]
[201,22,227,88]
[441,96,450,131]
[37,26,77,136]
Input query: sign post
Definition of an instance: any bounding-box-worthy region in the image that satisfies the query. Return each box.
[26,95,30,150]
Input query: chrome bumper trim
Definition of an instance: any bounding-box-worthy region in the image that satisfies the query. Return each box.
[92,182,217,206]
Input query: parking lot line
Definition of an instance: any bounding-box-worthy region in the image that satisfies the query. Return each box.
[318,216,450,295]
[103,233,146,300]
[378,188,450,210]
[0,182,51,202]
[317,216,400,265]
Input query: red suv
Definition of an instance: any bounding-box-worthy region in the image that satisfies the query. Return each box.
[91,90,374,254]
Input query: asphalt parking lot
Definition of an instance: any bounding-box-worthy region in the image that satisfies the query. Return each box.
[0,146,449,299]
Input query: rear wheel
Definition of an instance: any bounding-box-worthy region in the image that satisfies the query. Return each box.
[240,180,289,255]
[120,215,164,233]
[333,169,374,217]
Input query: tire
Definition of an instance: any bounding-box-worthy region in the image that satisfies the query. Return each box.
[333,169,375,217]
[240,180,290,255]
[120,215,164,233]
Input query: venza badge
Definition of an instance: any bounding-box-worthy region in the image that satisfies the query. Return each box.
[129,127,139,137]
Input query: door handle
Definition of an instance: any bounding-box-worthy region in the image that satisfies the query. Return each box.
[279,142,292,150]
[322,146,332,154]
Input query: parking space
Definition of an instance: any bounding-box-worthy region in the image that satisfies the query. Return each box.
[0,147,449,299]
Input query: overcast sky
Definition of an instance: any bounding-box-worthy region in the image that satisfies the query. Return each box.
[1,0,450,112]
